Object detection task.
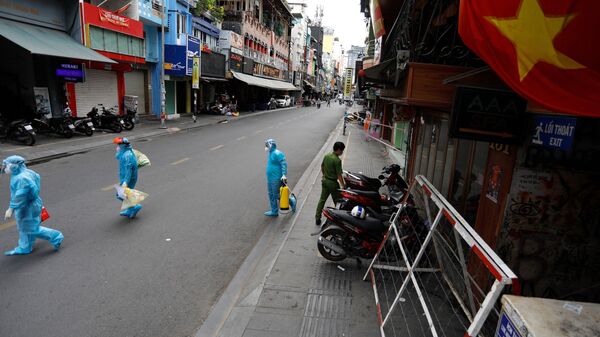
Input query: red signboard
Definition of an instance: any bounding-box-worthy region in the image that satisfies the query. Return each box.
[82,2,143,38]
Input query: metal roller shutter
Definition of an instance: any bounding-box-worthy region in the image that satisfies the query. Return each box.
[75,69,118,117]
[124,70,147,114]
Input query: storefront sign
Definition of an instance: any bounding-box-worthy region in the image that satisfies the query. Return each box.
[451,86,526,144]
[187,35,201,76]
[373,36,382,65]
[230,47,243,56]
[229,52,243,72]
[495,313,522,337]
[0,0,66,31]
[242,57,254,75]
[164,45,186,76]
[83,3,143,38]
[192,57,200,89]
[201,51,226,78]
[262,65,280,79]
[532,115,576,150]
[99,8,130,27]
[55,63,85,82]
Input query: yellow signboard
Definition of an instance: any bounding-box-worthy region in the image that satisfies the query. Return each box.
[192,57,200,89]
[343,68,353,98]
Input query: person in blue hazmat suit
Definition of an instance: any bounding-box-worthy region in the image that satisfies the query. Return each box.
[114,137,142,218]
[264,139,288,217]
[2,155,64,256]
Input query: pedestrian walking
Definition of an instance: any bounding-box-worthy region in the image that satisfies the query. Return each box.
[114,137,142,218]
[315,142,346,226]
[2,155,63,255]
[264,139,288,217]
[327,98,331,107]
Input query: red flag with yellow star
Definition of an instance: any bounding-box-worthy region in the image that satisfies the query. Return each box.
[459,0,600,117]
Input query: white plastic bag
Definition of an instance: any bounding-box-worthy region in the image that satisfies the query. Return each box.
[133,149,151,168]
[119,187,149,210]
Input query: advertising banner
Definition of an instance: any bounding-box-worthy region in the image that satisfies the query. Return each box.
[164,45,186,76]
[186,35,201,76]
[192,57,200,89]
[343,68,353,99]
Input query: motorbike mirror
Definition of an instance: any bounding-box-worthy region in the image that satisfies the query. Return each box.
[378,175,385,180]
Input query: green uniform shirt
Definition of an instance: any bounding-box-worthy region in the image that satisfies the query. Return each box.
[322,152,342,181]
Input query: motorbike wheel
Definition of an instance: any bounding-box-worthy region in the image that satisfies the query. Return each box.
[317,227,347,262]
[111,122,123,133]
[11,130,35,146]
[123,120,134,131]
[84,126,94,137]
[62,127,74,138]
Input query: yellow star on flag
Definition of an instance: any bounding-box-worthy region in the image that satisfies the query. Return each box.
[486,0,585,81]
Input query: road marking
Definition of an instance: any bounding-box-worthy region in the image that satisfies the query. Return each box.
[285,119,292,122]
[266,126,274,129]
[210,145,224,151]
[170,157,190,165]
[236,136,247,141]
[101,185,115,191]
[253,129,263,134]
[0,220,16,231]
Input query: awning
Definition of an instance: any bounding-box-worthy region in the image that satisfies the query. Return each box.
[231,71,298,91]
[0,18,115,63]
[363,58,395,83]
[303,80,315,89]
[201,76,228,82]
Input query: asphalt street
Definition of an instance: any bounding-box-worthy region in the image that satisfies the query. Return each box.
[0,105,344,337]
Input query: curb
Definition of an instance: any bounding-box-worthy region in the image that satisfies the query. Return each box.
[22,106,300,166]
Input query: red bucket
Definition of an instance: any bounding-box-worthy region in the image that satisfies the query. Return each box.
[41,207,50,222]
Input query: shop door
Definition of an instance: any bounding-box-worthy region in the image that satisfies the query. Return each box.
[473,144,517,248]
[124,70,147,114]
[176,81,187,115]
[75,69,118,117]
[469,143,517,295]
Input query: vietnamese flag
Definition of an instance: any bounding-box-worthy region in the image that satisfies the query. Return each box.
[459,0,600,117]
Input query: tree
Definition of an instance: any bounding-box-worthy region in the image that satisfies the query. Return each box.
[192,0,224,23]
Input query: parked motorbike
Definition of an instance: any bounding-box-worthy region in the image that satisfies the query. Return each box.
[316,205,426,262]
[87,104,122,133]
[30,109,76,138]
[0,116,36,146]
[63,103,94,137]
[204,102,223,115]
[344,164,408,193]
[120,105,136,131]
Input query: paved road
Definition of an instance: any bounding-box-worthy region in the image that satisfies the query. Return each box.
[0,106,343,337]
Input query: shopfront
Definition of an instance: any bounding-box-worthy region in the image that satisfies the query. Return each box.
[72,2,145,117]
[164,35,201,117]
[0,0,113,120]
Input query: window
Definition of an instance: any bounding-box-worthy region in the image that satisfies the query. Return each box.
[104,30,118,53]
[177,13,186,37]
[87,26,144,57]
[118,33,129,55]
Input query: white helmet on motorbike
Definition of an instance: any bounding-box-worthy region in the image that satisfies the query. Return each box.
[351,206,366,219]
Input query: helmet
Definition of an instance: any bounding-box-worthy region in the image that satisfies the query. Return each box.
[351,206,366,219]
[113,137,130,145]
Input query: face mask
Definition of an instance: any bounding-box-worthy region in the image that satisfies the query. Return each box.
[116,146,121,153]
[265,146,270,152]
[4,165,12,175]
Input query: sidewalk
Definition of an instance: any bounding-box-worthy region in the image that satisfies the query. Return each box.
[197,121,390,337]
[0,107,295,164]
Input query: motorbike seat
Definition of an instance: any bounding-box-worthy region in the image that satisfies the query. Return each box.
[355,173,382,189]
[352,189,382,200]
[331,209,385,232]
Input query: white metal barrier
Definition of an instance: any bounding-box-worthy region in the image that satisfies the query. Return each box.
[364,175,520,337]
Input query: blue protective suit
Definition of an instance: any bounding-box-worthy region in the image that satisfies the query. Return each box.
[115,144,141,218]
[3,156,63,256]
[265,139,287,216]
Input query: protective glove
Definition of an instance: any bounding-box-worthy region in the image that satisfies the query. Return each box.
[4,208,13,220]
[281,175,287,184]
[121,182,128,188]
